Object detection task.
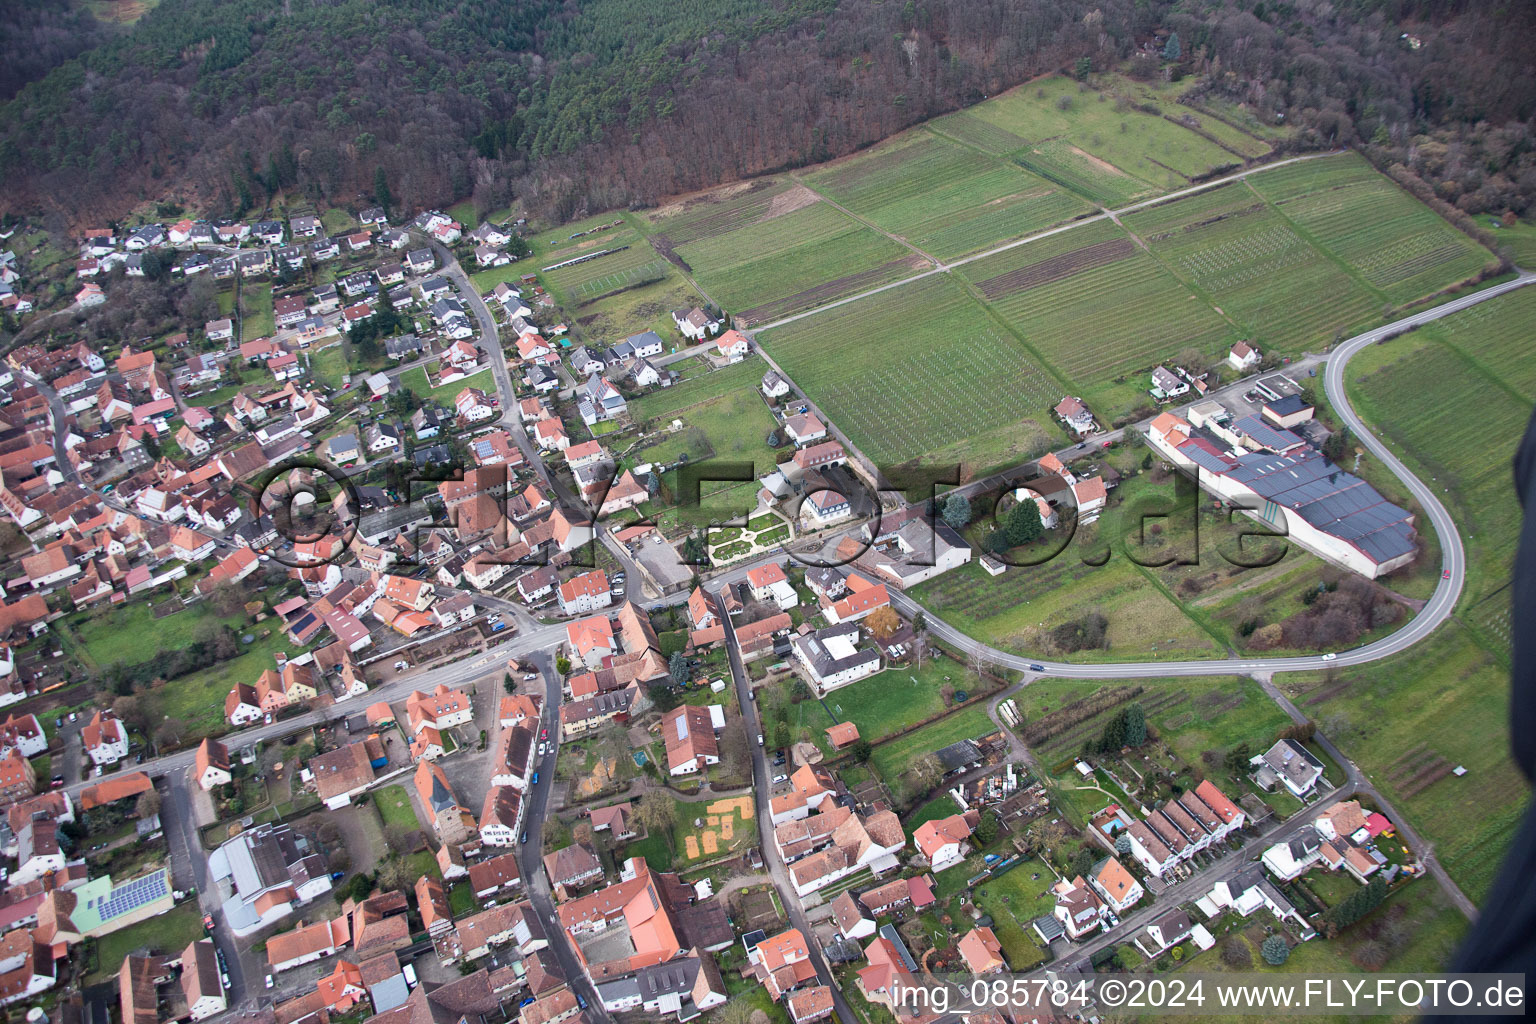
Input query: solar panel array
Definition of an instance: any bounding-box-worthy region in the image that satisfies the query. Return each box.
[95,871,170,921]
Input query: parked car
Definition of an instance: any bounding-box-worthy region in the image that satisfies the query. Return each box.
[531,772,539,785]
[266,975,274,989]
[520,831,528,844]
[772,774,788,784]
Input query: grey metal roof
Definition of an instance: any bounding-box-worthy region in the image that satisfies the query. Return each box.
[1226,451,1415,563]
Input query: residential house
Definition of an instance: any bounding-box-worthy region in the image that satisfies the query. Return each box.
[912,812,976,872]
[1089,857,1143,914]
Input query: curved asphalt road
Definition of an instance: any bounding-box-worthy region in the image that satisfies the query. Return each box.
[892,270,1536,679]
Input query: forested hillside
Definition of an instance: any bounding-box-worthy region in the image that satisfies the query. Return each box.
[0,0,111,101]
[0,0,1532,226]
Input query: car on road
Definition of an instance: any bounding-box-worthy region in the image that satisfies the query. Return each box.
[203,915,216,932]
[50,775,64,788]
[1321,652,1337,661]
[756,734,764,746]
[1029,663,1044,671]
[540,728,548,740]
[1443,569,1452,579]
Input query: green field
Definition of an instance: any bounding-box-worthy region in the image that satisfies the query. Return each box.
[1346,287,1534,612]
[397,365,495,403]
[1490,218,1536,265]
[1278,623,1524,905]
[643,179,917,326]
[1249,152,1492,305]
[1123,181,1382,351]
[1012,137,1154,206]
[906,468,1360,660]
[628,360,782,527]
[820,661,968,740]
[542,222,674,302]
[958,217,1234,391]
[913,551,1223,663]
[759,274,1059,472]
[69,600,231,668]
[308,345,351,388]
[961,77,1244,193]
[800,129,1092,261]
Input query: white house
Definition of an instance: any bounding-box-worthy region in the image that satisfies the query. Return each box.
[792,624,881,694]
[913,813,975,872]
[1088,857,1143,914]
[83,710,130,765]
[715,329,750,362]
[746,562,798,609]
[1228,341,1261,371]
[671,307,721,341]
[558,570,613,616]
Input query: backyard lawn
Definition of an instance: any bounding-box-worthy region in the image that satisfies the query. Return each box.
[820,660,973,740]
[90,900,205,982]
[374,785,421,832]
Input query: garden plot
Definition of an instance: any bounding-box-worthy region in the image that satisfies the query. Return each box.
[800,130,1091,261]
[961,218,1233,390]
[759,274,1060,473]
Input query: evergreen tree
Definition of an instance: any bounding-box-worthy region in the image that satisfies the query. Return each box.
[942,492,971,529]
[374,166,393,217]
[1124,703,1147,747]
[668,651,689,686]
[1163,32,1182,61]
[1004,497,1044,546]
[1260,936,1290,965]
[975,810,1000,846]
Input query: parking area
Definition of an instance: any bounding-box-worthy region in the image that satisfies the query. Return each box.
[631,532,693,591]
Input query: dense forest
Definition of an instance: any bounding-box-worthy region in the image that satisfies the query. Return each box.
[0,0,1532,226]
[0,0,111,101]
